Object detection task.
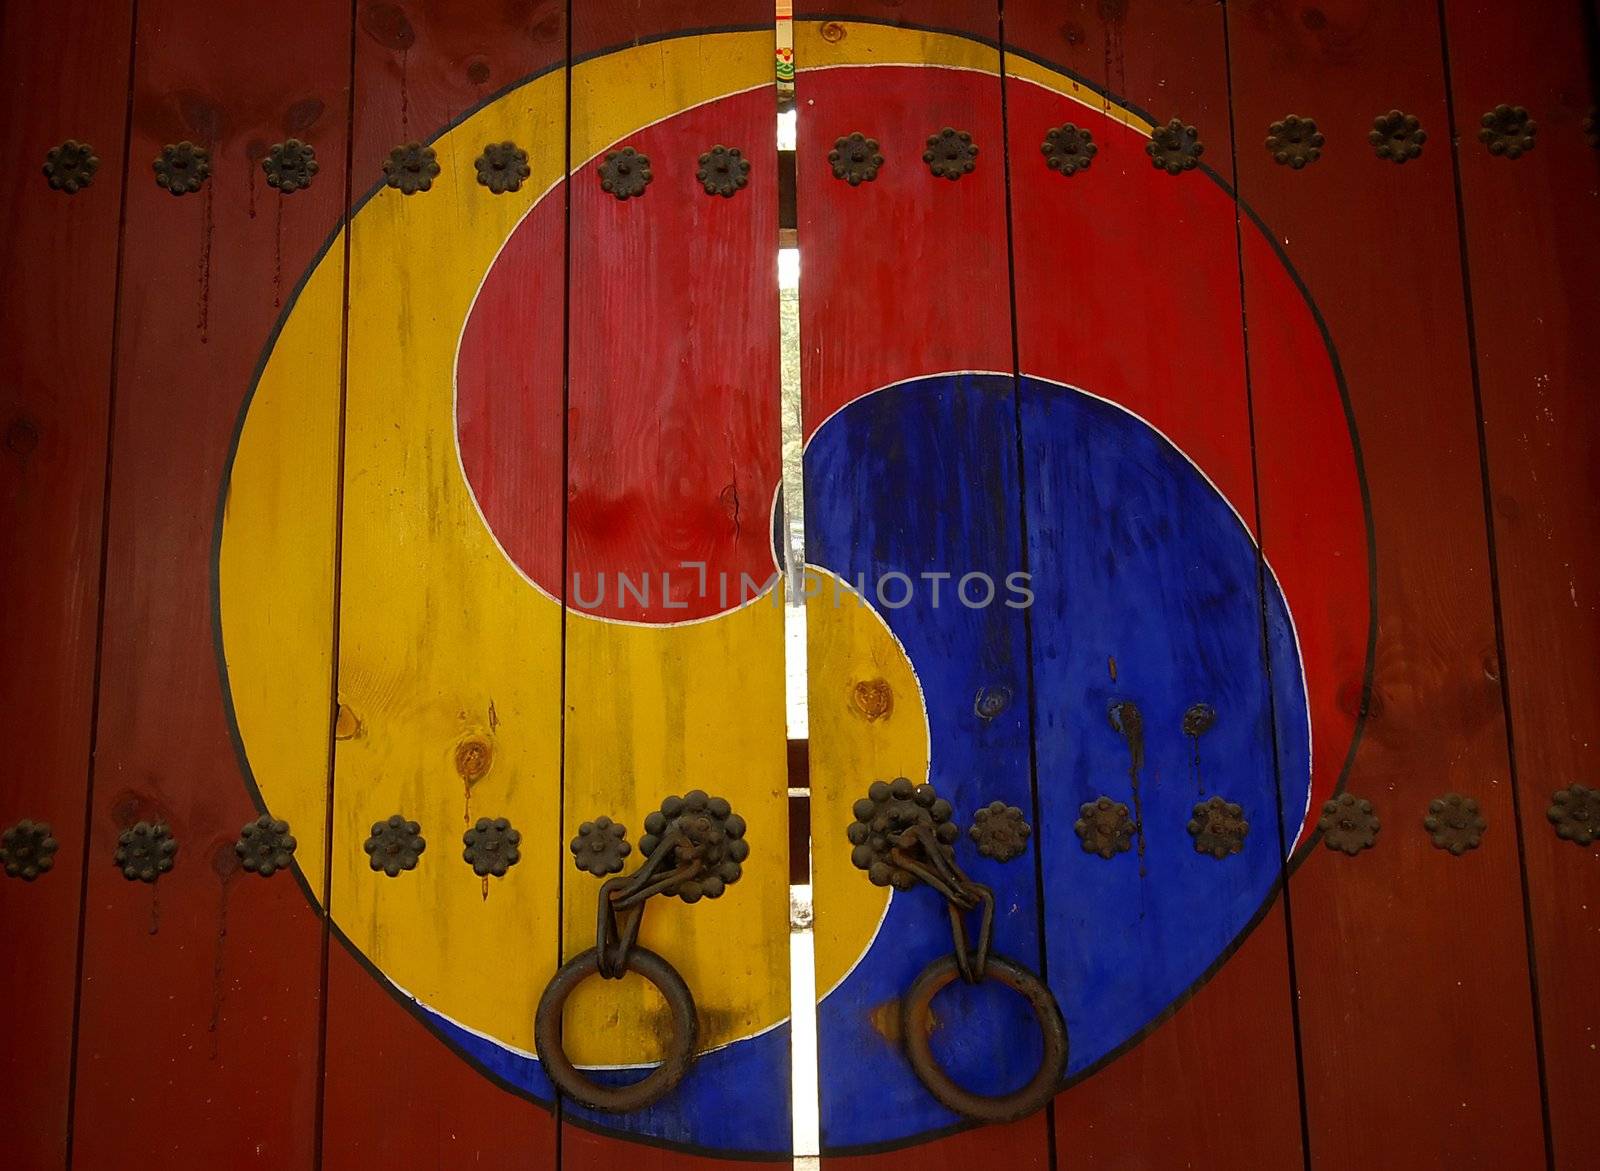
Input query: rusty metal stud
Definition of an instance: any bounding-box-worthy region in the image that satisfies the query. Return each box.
[639,791,747,901]
[153,142,210,196]
[570,815,631,876]
[1,819,59,881]
[847,776,958,889]
[1423,793,1486,855]
[235,815,296,877]
[923,127,977,180]
[364,814,425,876]
[1266,115,1324,169]
[115,821,177,882]
[1479,104,1536,159]
[1317,793,1380,855]
[1187,796,1248,859]
[1075,796,1134,859]
[696,144,750,197]
[1369,110,1426,164]
[597,146,651,200]
[1041,124,1096,176]
[1547,784,1600,846]
[969,801,1030,863]
[463,816,522,877]
[1146,118,1203,175]
[43,140,99,193]
[382,142,440,195]
[828,132,882,185]
[475,141,530,194]
[263,139,318,194]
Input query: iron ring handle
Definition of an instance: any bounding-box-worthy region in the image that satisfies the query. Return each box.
[900,952,1068,1124]
[534,946,699,1112]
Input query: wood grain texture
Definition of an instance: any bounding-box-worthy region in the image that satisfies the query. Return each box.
[1226,2,1548,1166]
[67,1,352,1166]
[321,3,565,1166]
[794,11,1053,1168]
[1004,3,1308,1166]
[560,11,791,1163]
[1441,1,1600,1165]
[0,2,133,1166]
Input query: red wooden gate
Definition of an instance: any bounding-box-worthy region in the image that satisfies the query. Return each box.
[2,2,1596,1169]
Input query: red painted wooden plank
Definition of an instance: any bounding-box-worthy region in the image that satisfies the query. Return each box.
[1225,3,1548,1166]
[560,4,791,1166]
[65,2,353,1165]
[1440,2,1600,1165]
[1003,3,1307,1166]
[794,9,1054,1168]
[0,2,133,1166]
[318,4,566,1166]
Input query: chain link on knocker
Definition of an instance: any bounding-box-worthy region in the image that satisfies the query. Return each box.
[536,791,748,1114]
[594,822,702,978]
[888,820,996,985]
[847,778,1066,1124]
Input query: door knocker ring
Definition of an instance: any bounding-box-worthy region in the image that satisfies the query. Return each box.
[534,792,748,1112]
[848,778,1067,1122]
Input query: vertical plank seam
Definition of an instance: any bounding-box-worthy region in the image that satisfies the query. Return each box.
[995,3,1061,1165]
[311,3,361,1168]
[63,3,142,1163]
[554,0,573,1163]
[1215,6,1314,1166]
[1432,4,1556,1165]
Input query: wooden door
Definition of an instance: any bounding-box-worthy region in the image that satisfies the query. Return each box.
[1,2,1596,1169]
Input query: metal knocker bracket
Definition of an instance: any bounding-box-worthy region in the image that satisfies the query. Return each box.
[534,792,747,1113]
[848,778,1067,1123]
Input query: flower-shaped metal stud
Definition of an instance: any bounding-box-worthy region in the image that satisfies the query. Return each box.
[1423,793,1486,855]
[263,139,318,194]
[969,801,1030,862]
[43,140,99,193]
[571,815,631,876]
[1546,784,1600,846]
[828,132,882,185]
[1188,796,1248,859]
[1,819,59,881]
[1147,118,1203,175]
[235,815,296,877]
[364,814,425,876]
[475,141,530,194]
[115,821,177,882]
[462,816,522,877]
[383,143,440,195]
[1266,115,1324,169]
[1074,796,1135,859]
[696,144,751,197]
[847,777,958,889]
[640,791,748,902]
[923,127,978,180]
[153,142,210,196]
[1317,793,1379,855]
[1041,123,1096,176]
[1479,104,1536,159]
[597,146,651,200]
[1369,110,1426,164]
